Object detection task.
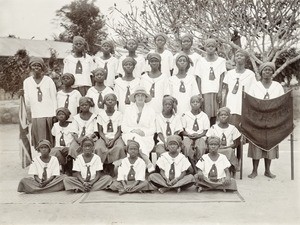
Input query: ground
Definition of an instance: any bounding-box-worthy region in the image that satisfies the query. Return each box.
[0,123,299,225]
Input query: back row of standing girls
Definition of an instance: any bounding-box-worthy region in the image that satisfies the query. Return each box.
[23,32,282,181]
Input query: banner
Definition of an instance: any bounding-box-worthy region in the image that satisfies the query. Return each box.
[240,90,294,151]
[19,95,32,168]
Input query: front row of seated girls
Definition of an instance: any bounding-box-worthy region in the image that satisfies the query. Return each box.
[18,135,237,194]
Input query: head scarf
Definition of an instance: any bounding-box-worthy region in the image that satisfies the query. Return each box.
[127,139,140,150]
[166,135,182,146]
[175,52,192,71]
[154,33,168,42]
[73,36,89,52]
[181,34,193,44]
[36,139,51,151]
[147,52,161,62]
[259,62,275,75]
[79,96,94,107]
[122,57,137,66]
[129,86,152,103]
[163,95,178,114]
[92,68,107,76]
[29,57,46,71]
[61,73,75,85]
[190,95,204,104]
[205,38,217,47]
[207,136,221,145]
[56,107,71,120]
[103,93,117,104]
[217,107,231,116]
[81,136,94,147]
[235,49,247,57]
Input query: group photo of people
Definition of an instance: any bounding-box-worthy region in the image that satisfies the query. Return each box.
[17,32,286,196]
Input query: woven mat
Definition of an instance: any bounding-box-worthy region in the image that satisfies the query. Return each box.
[81,187,244,203]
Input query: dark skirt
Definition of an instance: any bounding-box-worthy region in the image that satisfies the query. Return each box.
[248,142,279,160]
[203,93,219,118]
[31,117,54,148]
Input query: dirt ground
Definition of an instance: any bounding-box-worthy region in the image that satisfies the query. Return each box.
[0,122,299,225]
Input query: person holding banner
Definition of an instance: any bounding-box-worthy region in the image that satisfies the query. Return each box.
[247,62,284,179]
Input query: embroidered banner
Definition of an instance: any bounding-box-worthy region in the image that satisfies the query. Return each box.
[240,90,294,151]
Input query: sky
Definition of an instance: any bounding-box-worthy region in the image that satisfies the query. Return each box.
[0,0,143,40]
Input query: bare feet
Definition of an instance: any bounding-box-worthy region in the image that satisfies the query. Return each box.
[177,187,181,193]
[158,187,169,194]
[264,171,276,179]
[118,189,126,195]
[196,187,203,193]
[248,171,257,179]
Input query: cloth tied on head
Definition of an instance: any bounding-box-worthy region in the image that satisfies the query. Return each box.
[217,107,231,116]
[122,57,137,66]
[36,139,51,150]
[163,95,178,114]
[235,49,247,57]
[154,33,168,42]
[127,139,140,149]
[79,96,95,107]
[61,73,75,83]
[166,135,182,146]
[259,62,275,75]
[29,57,46,70]
[103,93,117,104]
[205,38,217,47]
[73,36,86,44]
[207,136,221,145]
[129,86,152,103]
[147,52,161,62]
[181,34,193,43]
[56,107,71,119]
[92,68,107,75]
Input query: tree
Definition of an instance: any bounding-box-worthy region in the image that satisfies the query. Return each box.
[108,0,300,77]
[55,0,107,55]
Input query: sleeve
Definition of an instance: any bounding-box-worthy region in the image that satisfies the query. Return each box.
[156,156,166,171]
[28,160,38,176]
[23,79,31,107]
[163,78,171,96]
[181,114,187,129]
[155,115,163,133]
[76,91,82,107]
[168,52,174,70]
[174,115,184,133]
[191,77,200,95]
[51,123,56,136]
[205,126,215,137]
[181,156,191,171]
[222,155,231,169]
[141,109,156,136]
[51,157,60,176]
[135,160,146,181]
[203,114,210,130]
[116,112,123,127]
[70,117,80,134]
[277,83,285,96]
[94,156,103,171]
[195,157,205,170]
[223,71,229,84]
[72,157,81,172]
[63,57,70,74]
[220,58,227,74]
[117,159,126,181]
[121,108,134,133]
[232,126,241,141]
[49,79,58,111]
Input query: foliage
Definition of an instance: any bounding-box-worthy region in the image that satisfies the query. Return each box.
[0,50,30,97]
[108,0,300,77]
[55,0,107,55]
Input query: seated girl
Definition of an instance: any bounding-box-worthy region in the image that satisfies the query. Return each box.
[148,135,195,193]
[206,107,240,177]
[63,137,113,192]
[68,97,98,159]
[95,93,126,176]
[194,136,237,192]
[50,107,74,175]
[109,139,153,195]
[181,95,210,173]
[18,140,66,194]
[155,95,183,157]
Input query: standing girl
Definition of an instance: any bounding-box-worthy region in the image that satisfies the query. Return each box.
[56,73,81,121]
[18,140,65,193]
[181,95,210,173]
[169,53,199,115]
[64,137,113,192]
[155,95,183,156]
[63,36,94,96]
[86,68,114,115]
[114,57,140,113]
[247,62,284,179]
[95,93,126,176]
[117,39,146,79]
[68,97,98,159]
[94,40,119,88]
[23,57,57,147]
[140,53,170,113]
[195,38,227,125]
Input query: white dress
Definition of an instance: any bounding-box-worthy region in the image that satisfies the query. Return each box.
[114,77,140,113]
[63,54,94,87]
[121,104,156,156]
[117,157,146,181]
[223,69,256,115]
[85,86,114,114]
[139,73,170,113]
[73,154,103,180]
[117,54,146,79]
[71,113,98,136]
[57,90,82,121]
[51,122,74,148]
[173,52,202,77]
[181,111,210,135]
[144,49,174,77]
[206,124,241,146]
[168,75,200,115]
[97,109,123,139]
[248,81,284,99]
[93,56,119,88]
[28,156,60,179]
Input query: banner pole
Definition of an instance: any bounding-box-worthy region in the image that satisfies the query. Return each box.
[291,133,294,180]
[240,137,243,180]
